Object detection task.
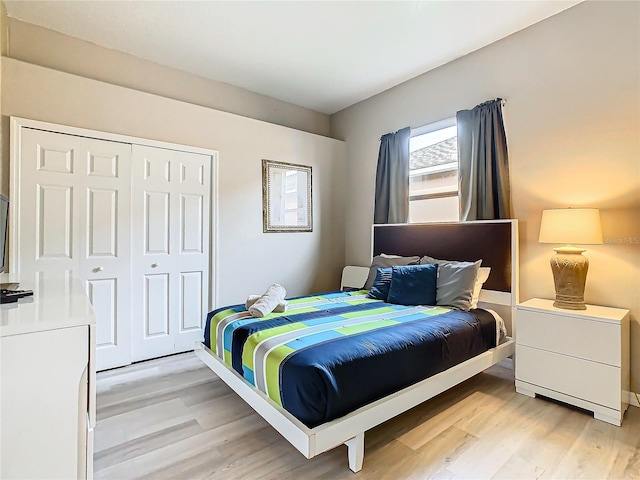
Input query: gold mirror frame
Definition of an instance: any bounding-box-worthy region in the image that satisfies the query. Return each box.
[262,159,312,233]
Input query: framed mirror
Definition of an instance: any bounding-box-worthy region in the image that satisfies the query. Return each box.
[262,159,312,233]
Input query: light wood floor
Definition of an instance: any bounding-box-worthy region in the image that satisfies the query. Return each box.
[95,353,640,479]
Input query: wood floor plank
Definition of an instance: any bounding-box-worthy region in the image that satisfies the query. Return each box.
[134,436,226,480]
[94,353,640,479]
[98,376,214,420]
[94,419,203,472]
[550,405,640,480]
[191,392,260,430]
[550,414,620,479]
[369,426,478,480]
[609,445,640,480]
[94,457,140,480]
[126,417,262,479]
[609,407,640,480]
[608,407,640,479]
[492,454,546,480]
[369,371,505,453]
[397,389,503,451]
[96,397,193,450]
[445,390,549,478]
[501,399,590,479]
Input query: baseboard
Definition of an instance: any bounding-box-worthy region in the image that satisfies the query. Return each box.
[629,391,640,408]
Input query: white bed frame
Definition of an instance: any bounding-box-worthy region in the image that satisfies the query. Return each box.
[195,220,518,472]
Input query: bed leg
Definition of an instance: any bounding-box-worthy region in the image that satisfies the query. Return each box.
[345,432,364,473]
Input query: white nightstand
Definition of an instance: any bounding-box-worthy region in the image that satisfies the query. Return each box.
[515,298,630,426]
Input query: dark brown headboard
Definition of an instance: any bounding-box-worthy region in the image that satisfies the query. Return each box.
[372,221,518,297]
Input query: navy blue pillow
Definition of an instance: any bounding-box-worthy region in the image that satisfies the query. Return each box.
[367,267,392,300]
[387,264,438,306]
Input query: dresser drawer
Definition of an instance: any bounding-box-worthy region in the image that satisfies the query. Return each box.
[516,345,620,409]
[517,309,620,366]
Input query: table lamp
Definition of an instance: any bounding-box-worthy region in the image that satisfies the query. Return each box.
[539,208,603,310]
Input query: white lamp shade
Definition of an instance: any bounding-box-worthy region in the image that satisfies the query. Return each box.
[539,208,603,245]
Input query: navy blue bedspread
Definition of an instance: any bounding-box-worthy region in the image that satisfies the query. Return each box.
[204,291,497,428]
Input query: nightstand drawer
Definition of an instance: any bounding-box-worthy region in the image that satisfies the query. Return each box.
[517,309,620,366]
[516,345,620,409]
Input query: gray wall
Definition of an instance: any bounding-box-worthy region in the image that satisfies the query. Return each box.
[331,1,640,393]
[6,18,330,137]
[1,58,346,305]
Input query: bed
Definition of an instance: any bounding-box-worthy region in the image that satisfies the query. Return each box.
[195,220,518,472]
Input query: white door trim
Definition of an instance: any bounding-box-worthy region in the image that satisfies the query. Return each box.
[10,116,217,155]
[10,115,220,323]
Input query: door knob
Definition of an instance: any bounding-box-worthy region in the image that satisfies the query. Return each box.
[93,266,104,273]
[151,263,159,268]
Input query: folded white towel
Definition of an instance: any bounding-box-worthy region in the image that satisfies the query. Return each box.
[245,294,288,313]
[248,284,287,318]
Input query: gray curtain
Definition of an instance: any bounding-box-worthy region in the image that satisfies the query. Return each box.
[457,98,512,221]
[373,127,411,224]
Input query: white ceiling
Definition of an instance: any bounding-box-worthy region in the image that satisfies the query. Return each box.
[5,1,582,115]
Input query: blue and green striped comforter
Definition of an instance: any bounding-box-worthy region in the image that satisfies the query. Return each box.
[204,290,497,428]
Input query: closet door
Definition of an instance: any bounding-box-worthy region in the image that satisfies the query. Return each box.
[17,128,132,370]
[131,145,210,361]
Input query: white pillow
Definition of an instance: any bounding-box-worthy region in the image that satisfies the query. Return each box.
[470,267,491,309]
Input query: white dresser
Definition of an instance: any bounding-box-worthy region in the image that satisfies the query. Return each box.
[1,274,96,479]
[515,298,630,426]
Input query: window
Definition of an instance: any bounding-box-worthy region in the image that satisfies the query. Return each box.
[409,118,459,223]
[284,170,306,224]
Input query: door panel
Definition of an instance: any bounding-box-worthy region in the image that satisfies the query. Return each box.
[37,184,73,260]
[131,145,210,361]
[37,143,74,173]
[145,192,170,254]
[88,278,117,348]
[88,152,119,178]
[144,155,171,181]
[19,128,132,371]
[180,161,205,185]
[144,273,170,337]
[180,194,203,253]
[87,188,118,257]
[180,271,203,331]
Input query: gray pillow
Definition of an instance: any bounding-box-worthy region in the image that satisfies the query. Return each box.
[420,256,481,311]
[363,255,421,289]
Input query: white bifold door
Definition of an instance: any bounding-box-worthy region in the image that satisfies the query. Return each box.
[130,145,210,362]
[15,125,213,370]
[18,128,133,370]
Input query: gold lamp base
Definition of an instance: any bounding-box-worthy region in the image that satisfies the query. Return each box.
[550,245,589,310]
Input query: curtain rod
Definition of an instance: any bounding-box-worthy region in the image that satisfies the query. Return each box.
[409,98,507,131]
